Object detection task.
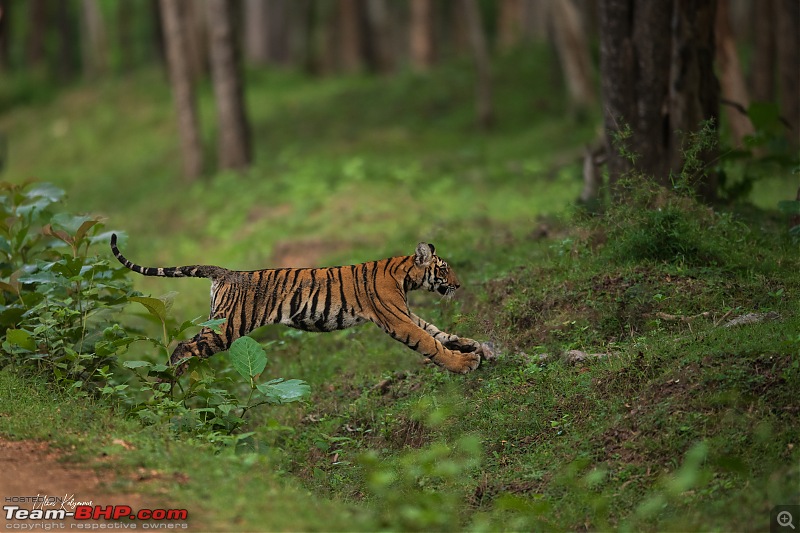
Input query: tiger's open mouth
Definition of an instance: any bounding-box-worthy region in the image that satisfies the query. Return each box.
[437,286,454,296]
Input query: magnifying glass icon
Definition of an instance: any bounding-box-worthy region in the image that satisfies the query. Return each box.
[778,511,796,530]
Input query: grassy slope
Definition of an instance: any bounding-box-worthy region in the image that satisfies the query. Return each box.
[1,48,799,531]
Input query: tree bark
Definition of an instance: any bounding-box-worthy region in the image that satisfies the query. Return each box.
[0,0,10,71]
[338,0,363,73]
[363,0,394,74]
[497,0,524,52]
[184,0,208,82]
[160,0,204,181]
[461,0,494,130]
[749,0,775,103]
[548,0,596,116]
[25,0,47,68]
[244,0,270,66]
[409,0,435,72]
[599,0,719,202]
[81,0,108,78]
[206,0,252,171]
[715,0,754,148]
[776,0,799,147]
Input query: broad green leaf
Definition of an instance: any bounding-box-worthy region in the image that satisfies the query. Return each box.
[129,296,167,324]
[198,317,227,333]
[6,328,35,351]
[24,183,65,203]
[256,379,310,404]
[160,291,179,315]
[123,360,152,369]
[229,336,267,379]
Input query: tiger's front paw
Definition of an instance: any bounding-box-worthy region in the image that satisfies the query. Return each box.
[444,351,481,374]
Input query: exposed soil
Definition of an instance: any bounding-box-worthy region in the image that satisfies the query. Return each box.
[0,438,196,529]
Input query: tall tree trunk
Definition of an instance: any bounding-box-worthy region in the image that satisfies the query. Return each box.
[184,0,208,82]
[497,0,524,52]
[599,0,719,202]
[338,0,363,73]
[25,0,47,68]
[118,1,133,72]
[160,0,204,181]
[244,0,270,66]
[56,0,78,81]
[409,0,435,72]
[461,0,494,130]
[80,0,108,78]
[548,0,596,116]
[749,0,775,103]
[0,0,10,71]
[715,0,754,148]
[776,0,799,147]
[206,0,251,171]
[364,0,394,74]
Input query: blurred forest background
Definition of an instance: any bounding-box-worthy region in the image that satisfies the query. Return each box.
[1,1,800,531]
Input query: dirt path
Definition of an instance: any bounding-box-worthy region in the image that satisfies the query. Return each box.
[0,438,196,529]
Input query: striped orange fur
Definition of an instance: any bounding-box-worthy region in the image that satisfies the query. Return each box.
[111,234,492,376]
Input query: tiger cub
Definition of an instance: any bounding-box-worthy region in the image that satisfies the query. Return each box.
[111,235,492,376]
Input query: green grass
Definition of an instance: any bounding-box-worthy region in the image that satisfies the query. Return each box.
[1,45,799,531]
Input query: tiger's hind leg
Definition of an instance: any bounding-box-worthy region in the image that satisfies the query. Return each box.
[169,326,232,377]
[410,313,495,361]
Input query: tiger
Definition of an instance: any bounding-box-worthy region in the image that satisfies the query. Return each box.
[110,234,493,377]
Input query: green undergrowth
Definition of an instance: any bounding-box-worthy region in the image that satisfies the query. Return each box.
[2,45,799,531]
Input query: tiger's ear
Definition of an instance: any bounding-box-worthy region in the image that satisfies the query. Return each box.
[415,242,435,265]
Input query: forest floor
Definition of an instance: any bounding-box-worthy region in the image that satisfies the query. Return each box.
[1,51,798,531]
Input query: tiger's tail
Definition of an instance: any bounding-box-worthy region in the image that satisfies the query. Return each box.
[110,233,228,279]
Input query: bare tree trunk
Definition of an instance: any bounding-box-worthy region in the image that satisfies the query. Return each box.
[461,0,494,130]
[715,0,754,148]
[184,0,209,82]
[599,0,719,201]
[81,0,108,78]
[160,0,204,181]
[25,0,47,68]
[207,0,252,171]
[244,0,270,66]
[0,0,10,71]
[548,0,596,116]
[56,0,78,81]
[776,0,799,147]
[522,0,549,42]
[409,0,435,72]
[118,1,133,72]
[338,0,362,73]
[749,0,775,103]
[364,0,394,74]
[497,0,524,52]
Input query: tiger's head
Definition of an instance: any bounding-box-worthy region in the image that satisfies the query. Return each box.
[412,242,460,297]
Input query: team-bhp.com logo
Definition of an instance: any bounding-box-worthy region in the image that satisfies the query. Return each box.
[4,504,189,528]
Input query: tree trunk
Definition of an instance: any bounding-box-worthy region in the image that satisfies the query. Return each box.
[497,0,524,52]
[25,0,47,68]
[749,0,775,103]
[364,0,394,74]
[548,0,596,116]
[118,1,133,72]
[206,0,252,171]
[409,0,435,72]
[184,0,208,83]
[599,0,719,202]
[715,0,754,148]
[56,0,78,81]
[0,0,10,71]
[461,0,494,130]
[160,0,204,181]
[336,0,362,73]
[80,0,108,78]
[776,0,799,147]
[244,0,270,66]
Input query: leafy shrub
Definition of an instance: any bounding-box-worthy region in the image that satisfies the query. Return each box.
[0,181,309,446]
